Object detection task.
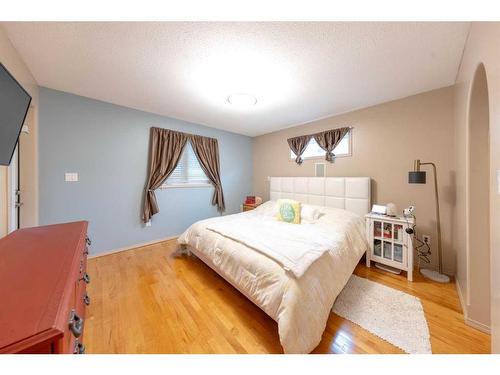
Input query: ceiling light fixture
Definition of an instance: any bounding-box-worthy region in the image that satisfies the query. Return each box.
[227,93,257,107]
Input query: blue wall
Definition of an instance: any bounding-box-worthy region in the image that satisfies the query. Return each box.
[39,88,253,255]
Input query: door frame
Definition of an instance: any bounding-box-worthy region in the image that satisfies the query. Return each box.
[7,143,20,233]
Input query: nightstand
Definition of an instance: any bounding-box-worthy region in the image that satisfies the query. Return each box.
[365,213,415,281]
[242,203,258,212]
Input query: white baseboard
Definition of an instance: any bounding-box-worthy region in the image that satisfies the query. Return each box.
[88,235,179,259]
[465,317,491,334]
[455,278,491,334]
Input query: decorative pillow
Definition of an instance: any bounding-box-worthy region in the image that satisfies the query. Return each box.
[276,199,301,224]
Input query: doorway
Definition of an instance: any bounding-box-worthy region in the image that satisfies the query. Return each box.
[466,63,490,328]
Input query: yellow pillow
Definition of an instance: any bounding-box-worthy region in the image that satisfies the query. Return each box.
[276,199,301,224]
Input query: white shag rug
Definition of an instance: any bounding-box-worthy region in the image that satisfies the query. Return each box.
[332,275,432,354]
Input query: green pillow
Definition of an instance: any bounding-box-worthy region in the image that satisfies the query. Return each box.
[276,199,301,224]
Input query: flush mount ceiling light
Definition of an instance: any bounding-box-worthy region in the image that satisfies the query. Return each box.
[227,93,257,107]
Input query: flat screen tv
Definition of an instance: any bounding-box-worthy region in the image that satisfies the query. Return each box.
[0,63,32,166]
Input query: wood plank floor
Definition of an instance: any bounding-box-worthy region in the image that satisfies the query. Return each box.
[85,239,490,354]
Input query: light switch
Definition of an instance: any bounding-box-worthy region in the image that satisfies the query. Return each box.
[65,173,78,182]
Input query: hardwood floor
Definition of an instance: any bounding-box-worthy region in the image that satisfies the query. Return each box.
[85,239,490,354]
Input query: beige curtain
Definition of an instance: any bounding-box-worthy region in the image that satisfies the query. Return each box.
[189,135,225,212]
[142,127,188,222]
[313,127,350,162]
[287,135,312,164]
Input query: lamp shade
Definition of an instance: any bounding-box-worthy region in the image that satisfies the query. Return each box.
[408,171,426,184]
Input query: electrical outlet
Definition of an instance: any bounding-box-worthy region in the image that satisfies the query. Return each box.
[422,235,431,245]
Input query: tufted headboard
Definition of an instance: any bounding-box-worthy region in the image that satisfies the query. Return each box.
[269,177,371,217]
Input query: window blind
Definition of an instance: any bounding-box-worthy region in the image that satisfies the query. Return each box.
[165,142,210,185]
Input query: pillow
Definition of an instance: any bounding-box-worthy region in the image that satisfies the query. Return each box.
[252,200,277,216]
[276,199,301,224]
[301,204,321,222]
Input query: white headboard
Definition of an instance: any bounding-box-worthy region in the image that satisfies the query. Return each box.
[269,177,371,217]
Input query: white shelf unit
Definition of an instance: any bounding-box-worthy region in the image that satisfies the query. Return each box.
[365,213,415,281]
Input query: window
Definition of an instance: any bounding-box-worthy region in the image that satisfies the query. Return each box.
[163,142,210,187]
[290,131,351,160]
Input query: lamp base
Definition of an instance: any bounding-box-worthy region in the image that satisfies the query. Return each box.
[420,268,450,283]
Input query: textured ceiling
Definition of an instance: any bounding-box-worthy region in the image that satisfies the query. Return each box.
[3,22,470,136]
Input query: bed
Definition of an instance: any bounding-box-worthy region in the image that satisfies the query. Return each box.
[177,177,371,353]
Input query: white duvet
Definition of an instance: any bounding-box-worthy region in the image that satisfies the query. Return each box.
[206,217,338,278]
[177,201,368,353]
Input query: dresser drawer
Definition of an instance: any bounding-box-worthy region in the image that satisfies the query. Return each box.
[0,221,90,354]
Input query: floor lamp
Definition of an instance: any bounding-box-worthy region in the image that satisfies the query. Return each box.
[408,159,450,283]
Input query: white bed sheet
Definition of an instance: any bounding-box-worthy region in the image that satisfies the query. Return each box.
[177,202,368,353]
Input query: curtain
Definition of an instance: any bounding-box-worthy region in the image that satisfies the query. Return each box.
[287,135,312,165]
[142,127,188,222]
[313,127,350,162]
[189,135,226,212]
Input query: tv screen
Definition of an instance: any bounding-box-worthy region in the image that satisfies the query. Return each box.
[0,63,32,166]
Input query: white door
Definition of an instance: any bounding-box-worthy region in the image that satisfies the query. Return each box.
[7,144,19,233]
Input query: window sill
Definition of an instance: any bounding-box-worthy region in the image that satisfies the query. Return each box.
[160,183,212,189]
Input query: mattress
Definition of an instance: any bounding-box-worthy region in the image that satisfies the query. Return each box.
[177,201,368,353]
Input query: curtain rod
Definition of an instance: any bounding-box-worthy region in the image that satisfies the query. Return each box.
[151,126,218,142]
[290,125,353,139]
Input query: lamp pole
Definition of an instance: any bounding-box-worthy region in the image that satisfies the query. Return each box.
[419,162,443,275]
[411,159,449,282]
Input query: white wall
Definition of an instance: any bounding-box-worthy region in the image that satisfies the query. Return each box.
[454,22,500,351]
[0,26,38,236]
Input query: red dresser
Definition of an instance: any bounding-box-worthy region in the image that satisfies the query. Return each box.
[0,221,90,354]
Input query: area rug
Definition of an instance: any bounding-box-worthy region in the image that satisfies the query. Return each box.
[332,275,432,354]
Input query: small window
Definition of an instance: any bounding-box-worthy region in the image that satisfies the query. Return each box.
[290,131,351,160]
[163,143,211,188]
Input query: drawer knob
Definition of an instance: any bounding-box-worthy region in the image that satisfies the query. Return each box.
[83,293,91,306]
[73,339,86,354]
[85,236,92,246]
[68,309,84,338]
[80,272,90,284]
[83,246,89,256]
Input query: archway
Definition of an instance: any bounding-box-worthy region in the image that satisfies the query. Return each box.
[466,63,490,328]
